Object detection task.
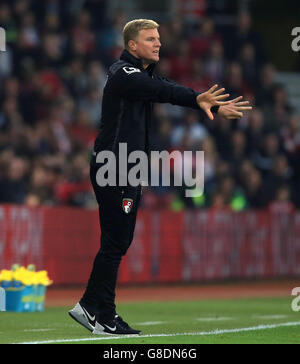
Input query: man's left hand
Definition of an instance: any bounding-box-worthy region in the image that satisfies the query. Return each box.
[218,96,252,119]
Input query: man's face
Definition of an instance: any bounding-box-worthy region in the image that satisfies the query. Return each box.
[130,28,161,65]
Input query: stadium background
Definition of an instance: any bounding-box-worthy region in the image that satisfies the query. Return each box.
[0,0,300,291]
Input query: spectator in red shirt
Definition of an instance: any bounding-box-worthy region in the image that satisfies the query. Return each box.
[189,18,222,58]
[179,58,212,93]
[169,39,193,80]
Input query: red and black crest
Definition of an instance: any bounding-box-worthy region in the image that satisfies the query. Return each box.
[122,198,133,214]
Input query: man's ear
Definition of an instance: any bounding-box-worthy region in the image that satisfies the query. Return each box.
[128,40,137,51]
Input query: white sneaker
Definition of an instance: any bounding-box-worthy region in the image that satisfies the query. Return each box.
[68,302,96,332]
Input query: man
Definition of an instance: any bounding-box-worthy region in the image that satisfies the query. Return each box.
[69,19,252,335]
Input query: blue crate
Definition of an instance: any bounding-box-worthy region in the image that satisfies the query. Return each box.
[0,287,5,311]
[34,285,46,312]
[5,285,35,312]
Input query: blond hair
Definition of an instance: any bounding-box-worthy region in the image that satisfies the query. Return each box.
[123,19,159,50]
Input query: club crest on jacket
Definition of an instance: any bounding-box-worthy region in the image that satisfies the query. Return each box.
[122,198,133,214]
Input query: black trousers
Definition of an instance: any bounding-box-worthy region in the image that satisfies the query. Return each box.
[81,156,142,322]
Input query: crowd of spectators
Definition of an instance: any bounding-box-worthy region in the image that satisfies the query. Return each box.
[0,0,299,211]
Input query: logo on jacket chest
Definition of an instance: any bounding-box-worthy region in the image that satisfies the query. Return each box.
[122,198,133,214]
[123,66,141,74]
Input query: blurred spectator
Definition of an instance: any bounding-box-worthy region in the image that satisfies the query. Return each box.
[168,39,193,80]
[225,62,252,98]
[43,13,61,34]
[18,12,40,50]
[243,168,268,209]
[86,60,107,92]
[54,150,92,206]
[267,154,294,200]
[211,116,232,159]
[245,108,265,154]
[0,3,18,45]
[70,9,95,57]
[201,136,218,185]
[154,103,185,125]
[78,87,102,127]
[210,192,227,210]
[252,133,281,175]
[281,114,300,199]
[215,175,247,211]
[156,57,173,79]
[269,184,295,213]
[227,130,248,167]
[177,0,207,24]
[189,18,221,58]
[239,42,260,90]
[180,58,212,92]
[226,11,265,63]
[0,44,13,78]
[69,109,98,149]
[263,83,293,132]
[2,77,20,99]
[28,164,54,204]
[237,159,255,186]
[150,117,173,152]
[38,32,65,69]
[61,58,88,100]
[13,0,32,26]
[281,114,300,157]
[26,120,56,155]
[97,11,127,65]
[0,95,24,134]
[0,156,29,203]
[256,63,277,107]
[48,105,72,154]
[204,39,225,84]
[165,18,186,55]
[171,110,208,148]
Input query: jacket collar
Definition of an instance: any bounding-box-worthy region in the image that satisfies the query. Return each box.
[120,49,156,75]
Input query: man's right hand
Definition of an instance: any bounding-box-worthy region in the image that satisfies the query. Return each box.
[196,84,231,120]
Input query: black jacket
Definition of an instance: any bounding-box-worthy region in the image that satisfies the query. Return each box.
[94,50,210,157]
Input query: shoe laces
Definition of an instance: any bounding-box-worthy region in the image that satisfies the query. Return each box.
[114,314,130,330]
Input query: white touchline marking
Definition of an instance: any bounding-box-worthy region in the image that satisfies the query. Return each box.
[254,315,287,320]
[13,321,300,344]
[23,329,54,332]
[196,317,233,322]
[134,321,168,326]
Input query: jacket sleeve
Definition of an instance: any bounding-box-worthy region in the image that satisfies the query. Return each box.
[110,66,201,110]
[156,75,219,113]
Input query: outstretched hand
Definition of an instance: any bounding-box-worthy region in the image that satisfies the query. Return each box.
[217,96,252,119]
[196,84,231,120]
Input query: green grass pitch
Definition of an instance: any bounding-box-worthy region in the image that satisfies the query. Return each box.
[0,297,299,344]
